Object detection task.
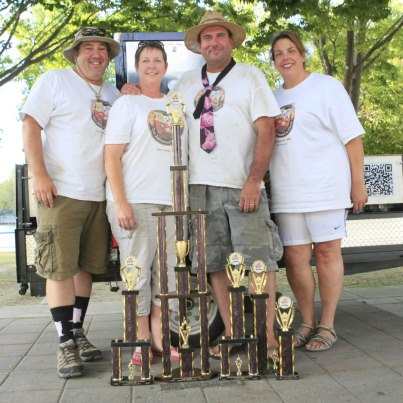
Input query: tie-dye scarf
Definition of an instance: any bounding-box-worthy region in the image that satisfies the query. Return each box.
[193,58,236,153]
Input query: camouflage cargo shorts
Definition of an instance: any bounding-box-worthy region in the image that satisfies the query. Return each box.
[189,185,283,273]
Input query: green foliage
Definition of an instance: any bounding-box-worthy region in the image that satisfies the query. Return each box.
[0,176,15,215]
[1,0,402,155]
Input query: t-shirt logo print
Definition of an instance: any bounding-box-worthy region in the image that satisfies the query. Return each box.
[91,99,112,130]
[148,110,174,145]
[275,104,295,138]
[194,87,225,112]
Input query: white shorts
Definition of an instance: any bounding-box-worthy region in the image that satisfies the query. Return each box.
[275,209,347,246]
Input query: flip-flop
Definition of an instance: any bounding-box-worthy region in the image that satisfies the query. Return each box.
[130,348,153,366]
[305,325,337,352]
[294,323,315,348]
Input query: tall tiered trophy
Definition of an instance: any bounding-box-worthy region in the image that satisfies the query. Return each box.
[219,253,258,379]
[153,92,213,381]
[111,256,153,385]
[275,295,299,380]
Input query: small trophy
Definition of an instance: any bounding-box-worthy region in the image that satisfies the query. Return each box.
[275,296,298,380]
[175,240,189,268]
[121,256,141,342]
[179,319,193,378]
[226,252,246,338]
[219,252,258,380]
[111,256,153,385]
[249,260,269,374]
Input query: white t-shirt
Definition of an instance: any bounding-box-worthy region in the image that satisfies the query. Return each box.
[105,95,186,205]
[175,63,280,189]
[21,68,120,201]
[269,73,365,213]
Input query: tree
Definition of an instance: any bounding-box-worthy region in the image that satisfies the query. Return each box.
[1,0,214,88]
[1,1,78,87]
[255,0,403,111]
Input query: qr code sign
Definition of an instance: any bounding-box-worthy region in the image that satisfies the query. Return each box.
[364,163,393,196]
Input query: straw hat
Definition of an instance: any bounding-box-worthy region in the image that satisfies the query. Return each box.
[63,27,120,64]
[185,11,246,54]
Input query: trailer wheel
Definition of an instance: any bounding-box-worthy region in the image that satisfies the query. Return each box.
[169,283,224,348]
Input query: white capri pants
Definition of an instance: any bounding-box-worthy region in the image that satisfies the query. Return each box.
[275,209,347,246]
[107,203,178,316]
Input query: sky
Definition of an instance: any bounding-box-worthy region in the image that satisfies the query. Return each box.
[0,80,25,182]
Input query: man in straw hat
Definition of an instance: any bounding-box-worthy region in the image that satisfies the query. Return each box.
[176,11,283,358]
[21,27,120,378]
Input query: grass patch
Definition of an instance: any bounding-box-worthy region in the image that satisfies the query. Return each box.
[0,251,15,268]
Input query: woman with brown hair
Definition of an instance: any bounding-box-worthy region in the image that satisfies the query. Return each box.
[269,31,367,351]
[104,41,181,364]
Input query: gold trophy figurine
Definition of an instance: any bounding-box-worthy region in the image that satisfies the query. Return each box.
[166,92,185,127]
[250,260,267,295]
[179,319,191,349]
[175,240,190,268]
[226,252,246,288]
[276,296,295,332]
[235,355,243,377]
[120,256,141,291]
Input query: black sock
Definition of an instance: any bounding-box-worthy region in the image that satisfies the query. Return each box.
[50,305,74,344]
[72,296,90,332]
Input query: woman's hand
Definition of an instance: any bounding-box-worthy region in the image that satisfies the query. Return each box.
[117,201,137,230]
[351,180,368,213]
[120,83,141,95]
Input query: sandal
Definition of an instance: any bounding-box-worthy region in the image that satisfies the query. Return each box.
[294,323,315,348]
[305,325,337,352]
[268,346,279,362]
[209,344,221,360]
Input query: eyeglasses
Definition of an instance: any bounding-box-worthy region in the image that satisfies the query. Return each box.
[137,40,165,50]
[76,27,107,39]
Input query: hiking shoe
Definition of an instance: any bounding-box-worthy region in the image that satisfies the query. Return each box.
[57,339,83,379]
[74,328,102,362]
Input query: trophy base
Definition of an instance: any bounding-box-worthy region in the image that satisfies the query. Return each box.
[219,370,260,381]
[276,371,299,380]
[110,375,154,386]
[154,368,217,382]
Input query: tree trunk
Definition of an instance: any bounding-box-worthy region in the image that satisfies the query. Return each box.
[344,30,354,95]
[351,53,363,112]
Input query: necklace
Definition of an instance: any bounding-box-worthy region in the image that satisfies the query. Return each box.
[74,67,104,111]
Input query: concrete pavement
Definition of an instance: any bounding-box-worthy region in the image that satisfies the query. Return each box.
[1,285,403,403]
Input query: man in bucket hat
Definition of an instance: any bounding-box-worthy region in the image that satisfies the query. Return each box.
[176,11,283,358]
[21,27,120,378]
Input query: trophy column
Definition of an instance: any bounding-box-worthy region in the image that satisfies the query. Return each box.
[249,260,269,374]
[156,215,172,379]
[275,296,299,380]
[194,212,210,376]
